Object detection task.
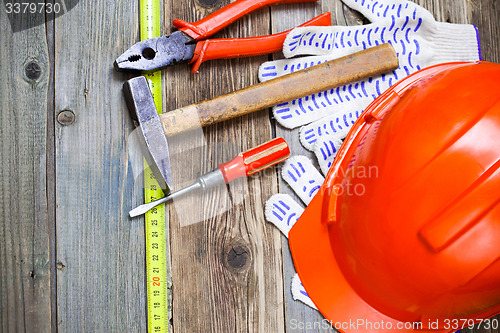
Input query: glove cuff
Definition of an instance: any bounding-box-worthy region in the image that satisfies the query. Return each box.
[429,22,481,64]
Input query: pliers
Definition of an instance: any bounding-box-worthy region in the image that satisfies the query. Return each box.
[114,0,331,73]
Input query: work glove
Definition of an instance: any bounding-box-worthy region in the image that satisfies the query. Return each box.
[265,155,324,308]
[259,0,481,174]
[263,0,481,310]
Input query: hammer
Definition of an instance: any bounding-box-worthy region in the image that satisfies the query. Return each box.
[124,44,398,208]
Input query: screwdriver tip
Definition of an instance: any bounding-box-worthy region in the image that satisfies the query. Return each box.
[129,204,149,218]
[129,197,168,218]
[128,208,143,218]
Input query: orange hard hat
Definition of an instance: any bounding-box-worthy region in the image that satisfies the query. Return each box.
[289,61,500,332]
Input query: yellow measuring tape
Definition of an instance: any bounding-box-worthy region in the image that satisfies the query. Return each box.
[140,0,168,332]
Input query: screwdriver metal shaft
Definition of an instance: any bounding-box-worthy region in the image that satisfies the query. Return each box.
[129,170,222,217]
[129,137,290,217]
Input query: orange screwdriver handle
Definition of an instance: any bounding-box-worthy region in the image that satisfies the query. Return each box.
[218,137,290,183]
[189,13,331,73]
[173,0,319,41]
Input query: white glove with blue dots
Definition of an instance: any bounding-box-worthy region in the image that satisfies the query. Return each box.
[263,0,481,309]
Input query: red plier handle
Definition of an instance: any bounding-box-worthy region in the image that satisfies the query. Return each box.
[189,12,331,73]
[173,0,320,40]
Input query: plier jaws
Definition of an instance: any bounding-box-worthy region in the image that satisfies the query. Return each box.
[114,31,195,72]
[116,0,331,73]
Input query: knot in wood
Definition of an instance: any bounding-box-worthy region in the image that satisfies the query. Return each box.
[25,62,41,81]
[225,243,250,270]
[57,110,75,126]
[195,0,221,8]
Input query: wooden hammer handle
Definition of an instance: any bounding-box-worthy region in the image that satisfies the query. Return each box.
[159,43,398,137]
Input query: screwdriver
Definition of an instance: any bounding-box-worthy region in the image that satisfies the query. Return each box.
[129,137,290,217]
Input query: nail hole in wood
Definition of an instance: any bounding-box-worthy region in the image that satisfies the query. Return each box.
[195,0,221,8]
[57,110,75,126]
[25,61,41,80]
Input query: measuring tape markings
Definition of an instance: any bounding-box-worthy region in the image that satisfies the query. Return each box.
[140,0,169,332]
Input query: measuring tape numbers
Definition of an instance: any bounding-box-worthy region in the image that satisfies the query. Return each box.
[140,0,169,332]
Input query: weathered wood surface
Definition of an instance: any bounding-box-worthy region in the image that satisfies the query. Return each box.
[53,0,148,331]
[164,1,284,332]
[0,8,53,333]
[272,3,368,331]
[273,0,500,332]
[0,0,499,332]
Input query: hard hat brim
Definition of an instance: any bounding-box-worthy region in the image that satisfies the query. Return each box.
[289,192,413,332]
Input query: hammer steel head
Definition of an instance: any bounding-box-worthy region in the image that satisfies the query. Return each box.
[123,76,173,192]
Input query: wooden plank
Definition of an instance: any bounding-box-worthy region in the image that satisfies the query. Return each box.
[163,1,284,332]
[46,11,58,333]
[0,10,52,333]
[53,0,148,331]
[468,0,500,63]
[271,1,350,332]
[272,0,500,332]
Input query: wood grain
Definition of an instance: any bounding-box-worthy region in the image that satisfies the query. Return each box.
[272,0,500,332]
[164,1,284,333]
[0,0,499,332]
[468,0,500,63]
[0,10,52,333]
[53,0,148,331]
[271,2,339,332]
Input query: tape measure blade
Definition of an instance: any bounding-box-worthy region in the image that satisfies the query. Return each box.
[144,165,168,333]
[140,0,169,332]
[140,0,161,40]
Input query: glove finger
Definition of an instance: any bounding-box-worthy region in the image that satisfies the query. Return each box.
[273,66,397,130]
[282,156,324,205]
[272,94,336,130]
[313,136,343,176]
[263,55,338,130]
[291,274,317,309]
[298,67,401,150]
[283,24,377,59]
[392,0,435,22]
[271,79,346,130]
[259,55,331,83]
[265,194,304,237]
[299,108,362,151]
[341,0,433,23]
[340,0,389,23]
[283,26,335,57]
